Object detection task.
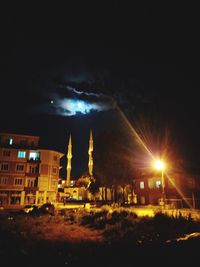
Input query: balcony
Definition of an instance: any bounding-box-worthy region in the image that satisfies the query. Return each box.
[25,172,40,177]
[24,186,39,193]
[0,142,38,150]
[27,158,41,163]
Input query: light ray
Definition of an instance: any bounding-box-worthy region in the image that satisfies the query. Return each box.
[116,105,155,160]
[165,173,193,209]
[115,103,193,210]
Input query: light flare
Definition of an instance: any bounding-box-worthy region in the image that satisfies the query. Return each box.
[116,105,155,160]
[165,173,193,209]
[115,103,193,210]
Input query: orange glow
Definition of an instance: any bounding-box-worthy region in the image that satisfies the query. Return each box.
[115,103,194,210]
[154,160,165,170]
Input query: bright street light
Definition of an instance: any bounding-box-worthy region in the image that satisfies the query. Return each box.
[154,160,165,171]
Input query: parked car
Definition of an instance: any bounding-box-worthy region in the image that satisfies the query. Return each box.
[38,203,55,215]
[23,205,38,214]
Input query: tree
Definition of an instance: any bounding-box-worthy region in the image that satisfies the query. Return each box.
[94,129,136,203]
[87,176,100,200]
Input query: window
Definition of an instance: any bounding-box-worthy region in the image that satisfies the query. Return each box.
[19,140,27,146]
[52,167,57,174]
[1,164,9,171]
[29,152,40,160]
[29,166,36,174]
[0,177,8,184]
[3,150,11,157]
[18,151,26,158]
[16,165,24,171]
[14,178,23,185]
[141,196,146,204]
[27,179,34,187]
[140,181,145,189]
[41,164,48,174]
[9,138,13,145]
[156,180,161,188]
[51,180,57,186]
[148,178,154,189]
[31,141,35,147]
[70,180,75,187]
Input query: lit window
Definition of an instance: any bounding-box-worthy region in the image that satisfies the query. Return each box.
[156,180,161,188]
[18,151,26,158]
[141,196,146,204]
[140,181,145,189]
[29,152,40,160]
[16,165,24,171]
[70,180,75,187]
[148,179,154,189]
[9,138,13,145]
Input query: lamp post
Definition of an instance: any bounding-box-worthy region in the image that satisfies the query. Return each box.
[154,160,166,207]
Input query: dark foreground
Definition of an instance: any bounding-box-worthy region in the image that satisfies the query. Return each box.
[1,237,200,267]
[1,209,200,267]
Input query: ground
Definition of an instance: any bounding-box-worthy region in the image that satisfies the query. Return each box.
[1,208,200,267]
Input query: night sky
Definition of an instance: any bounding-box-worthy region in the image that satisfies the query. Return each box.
[1,6,200,177]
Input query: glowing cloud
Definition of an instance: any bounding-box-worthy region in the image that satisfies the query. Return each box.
[35,84,116,116]
[58,98,112,116]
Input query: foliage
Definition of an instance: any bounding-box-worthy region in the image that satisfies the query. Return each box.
[94,130,136,189]
[88,177,100,196]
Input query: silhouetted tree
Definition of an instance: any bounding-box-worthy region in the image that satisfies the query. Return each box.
[94,129,136,203]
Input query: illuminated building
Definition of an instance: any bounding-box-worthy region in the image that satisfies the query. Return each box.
[133,171,200,208]
[0,133,63,206]
[62,129,106,201]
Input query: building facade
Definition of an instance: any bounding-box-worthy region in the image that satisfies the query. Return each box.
[134,171,200,208]
[0,133,63,206]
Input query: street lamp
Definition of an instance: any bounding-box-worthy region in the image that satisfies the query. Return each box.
[154,160,166,207]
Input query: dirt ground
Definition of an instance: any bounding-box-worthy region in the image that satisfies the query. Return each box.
[1,211,200,267]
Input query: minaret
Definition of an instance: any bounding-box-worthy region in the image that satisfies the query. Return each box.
[66,134,72,187]
[88,129,93,177]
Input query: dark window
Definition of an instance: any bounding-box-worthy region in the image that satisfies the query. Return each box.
[1,164,9,171]
[0,177,8,184]
[20,140,27,146]
[3,150,11,156]
[52,167,57,174]
[16,165,24,171]
[15,178,23,185]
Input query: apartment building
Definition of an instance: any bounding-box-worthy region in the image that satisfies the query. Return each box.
[134,171,200,208]
[0,132,63,206]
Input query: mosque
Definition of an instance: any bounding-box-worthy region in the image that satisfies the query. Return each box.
[59,130,113,202]
[59,129,200,209]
